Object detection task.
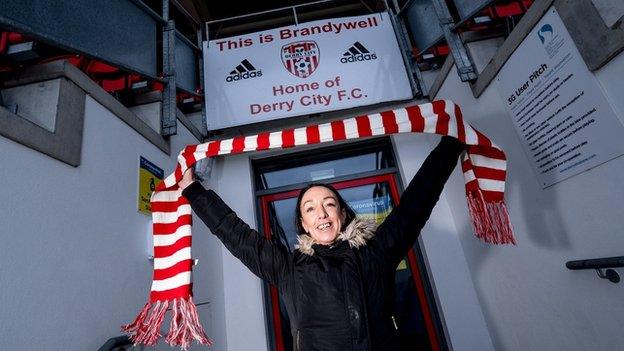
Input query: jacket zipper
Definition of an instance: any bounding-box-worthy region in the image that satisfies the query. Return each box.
[354,252,373,351]
[341,267,355,350]
[391,315,399,330]
[296,329,300,351]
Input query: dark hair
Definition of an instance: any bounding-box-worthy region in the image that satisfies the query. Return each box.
[295,183,357,235]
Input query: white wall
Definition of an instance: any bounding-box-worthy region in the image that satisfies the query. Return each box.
[434,47,624,351]
[0,94,216,350]
[209,154,270,351]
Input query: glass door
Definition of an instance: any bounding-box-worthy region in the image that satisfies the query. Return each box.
[259,173,443,351]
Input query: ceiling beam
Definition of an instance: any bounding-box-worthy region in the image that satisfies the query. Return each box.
[210,3,367,38]
[171,0,201,27]
[191,0,213,23]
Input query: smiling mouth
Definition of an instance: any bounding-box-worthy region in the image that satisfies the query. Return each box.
[317,223,332,230]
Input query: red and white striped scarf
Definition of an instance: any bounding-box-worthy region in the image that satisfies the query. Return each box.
[122,100,516,349]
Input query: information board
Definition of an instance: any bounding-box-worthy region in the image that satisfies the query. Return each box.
[496,8,624,188]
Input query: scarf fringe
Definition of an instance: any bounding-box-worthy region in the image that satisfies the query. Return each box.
[466,190,517,245]
[122,297,212,350]
[121,300,169,347]
[165,296,212,349]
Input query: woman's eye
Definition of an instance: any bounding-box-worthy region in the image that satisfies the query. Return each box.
[326,203,336,207]
[306,207,314,213]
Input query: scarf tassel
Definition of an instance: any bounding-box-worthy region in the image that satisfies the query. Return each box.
[122,297,212,350]
[466,190,516,245]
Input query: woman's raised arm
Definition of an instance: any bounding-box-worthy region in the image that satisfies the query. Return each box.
[181,176,291,286]
[374,136,464,267]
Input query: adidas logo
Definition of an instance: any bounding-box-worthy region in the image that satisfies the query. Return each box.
[225,59,263,82]
[340,42,377,63]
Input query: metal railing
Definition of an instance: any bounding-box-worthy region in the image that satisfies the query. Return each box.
[98,336,132,351]
[566,256,624,284]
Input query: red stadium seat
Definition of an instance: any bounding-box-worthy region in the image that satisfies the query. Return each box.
[101,76,127,92]
[0,32,8,55]
[7,32,26,44]
[86,60,120,75]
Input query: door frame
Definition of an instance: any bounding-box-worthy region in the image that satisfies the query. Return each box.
[257,171,446,351]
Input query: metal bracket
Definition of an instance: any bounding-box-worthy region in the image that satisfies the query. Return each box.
[0,91,17,113]
[431,0,478,82]
[197,28,208,137]
[162,19,178,136]
[566,255,623,284]
[161,0,177,137]
[595,268,620,284]
[438,17,455,25]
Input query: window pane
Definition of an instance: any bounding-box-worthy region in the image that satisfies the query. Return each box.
[254,139,395,190]
[263,153,377,189]
[267,198,298,252]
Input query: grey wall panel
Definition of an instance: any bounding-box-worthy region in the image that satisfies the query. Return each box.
[175,33,199,93]
[453,0,495,20]
[404,0,444,52]
[0,0,158,78]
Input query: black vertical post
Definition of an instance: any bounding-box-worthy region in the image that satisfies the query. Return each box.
[197,27,207,137]
[388,0,425,97]
[161,0,177,136]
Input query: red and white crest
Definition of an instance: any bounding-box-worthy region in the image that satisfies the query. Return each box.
[281,41,320,78]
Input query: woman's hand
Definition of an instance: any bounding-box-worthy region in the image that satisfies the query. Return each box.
[178,167,195,191]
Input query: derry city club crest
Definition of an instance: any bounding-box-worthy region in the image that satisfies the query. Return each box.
[281,41,320,78]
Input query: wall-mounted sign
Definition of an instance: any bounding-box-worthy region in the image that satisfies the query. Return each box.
[138,156,163,215]
[496,8,624,188]
[203,12,413,130]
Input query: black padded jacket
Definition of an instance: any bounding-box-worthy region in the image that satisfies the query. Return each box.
[182,136,464,351]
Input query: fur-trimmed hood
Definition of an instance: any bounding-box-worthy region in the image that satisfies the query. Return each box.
[295,217,377,256]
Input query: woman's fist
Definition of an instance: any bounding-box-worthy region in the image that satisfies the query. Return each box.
[179,167,195,191]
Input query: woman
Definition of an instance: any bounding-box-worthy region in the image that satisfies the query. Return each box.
[179,136,464,351]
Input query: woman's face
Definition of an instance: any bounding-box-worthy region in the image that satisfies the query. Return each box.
[299,186,346,245]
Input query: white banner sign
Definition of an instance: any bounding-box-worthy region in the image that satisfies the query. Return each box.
[203,12,413,130]
[496,8,624,188]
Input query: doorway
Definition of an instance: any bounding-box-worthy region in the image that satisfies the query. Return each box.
[253,138,446,351]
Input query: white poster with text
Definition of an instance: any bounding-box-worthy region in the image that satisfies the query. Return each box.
[496,8,624,188]
[203,12,412,130]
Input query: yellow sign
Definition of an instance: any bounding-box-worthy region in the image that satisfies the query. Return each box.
[349,196,406,270]
[349,196,393,224]
[138,156,164,215]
